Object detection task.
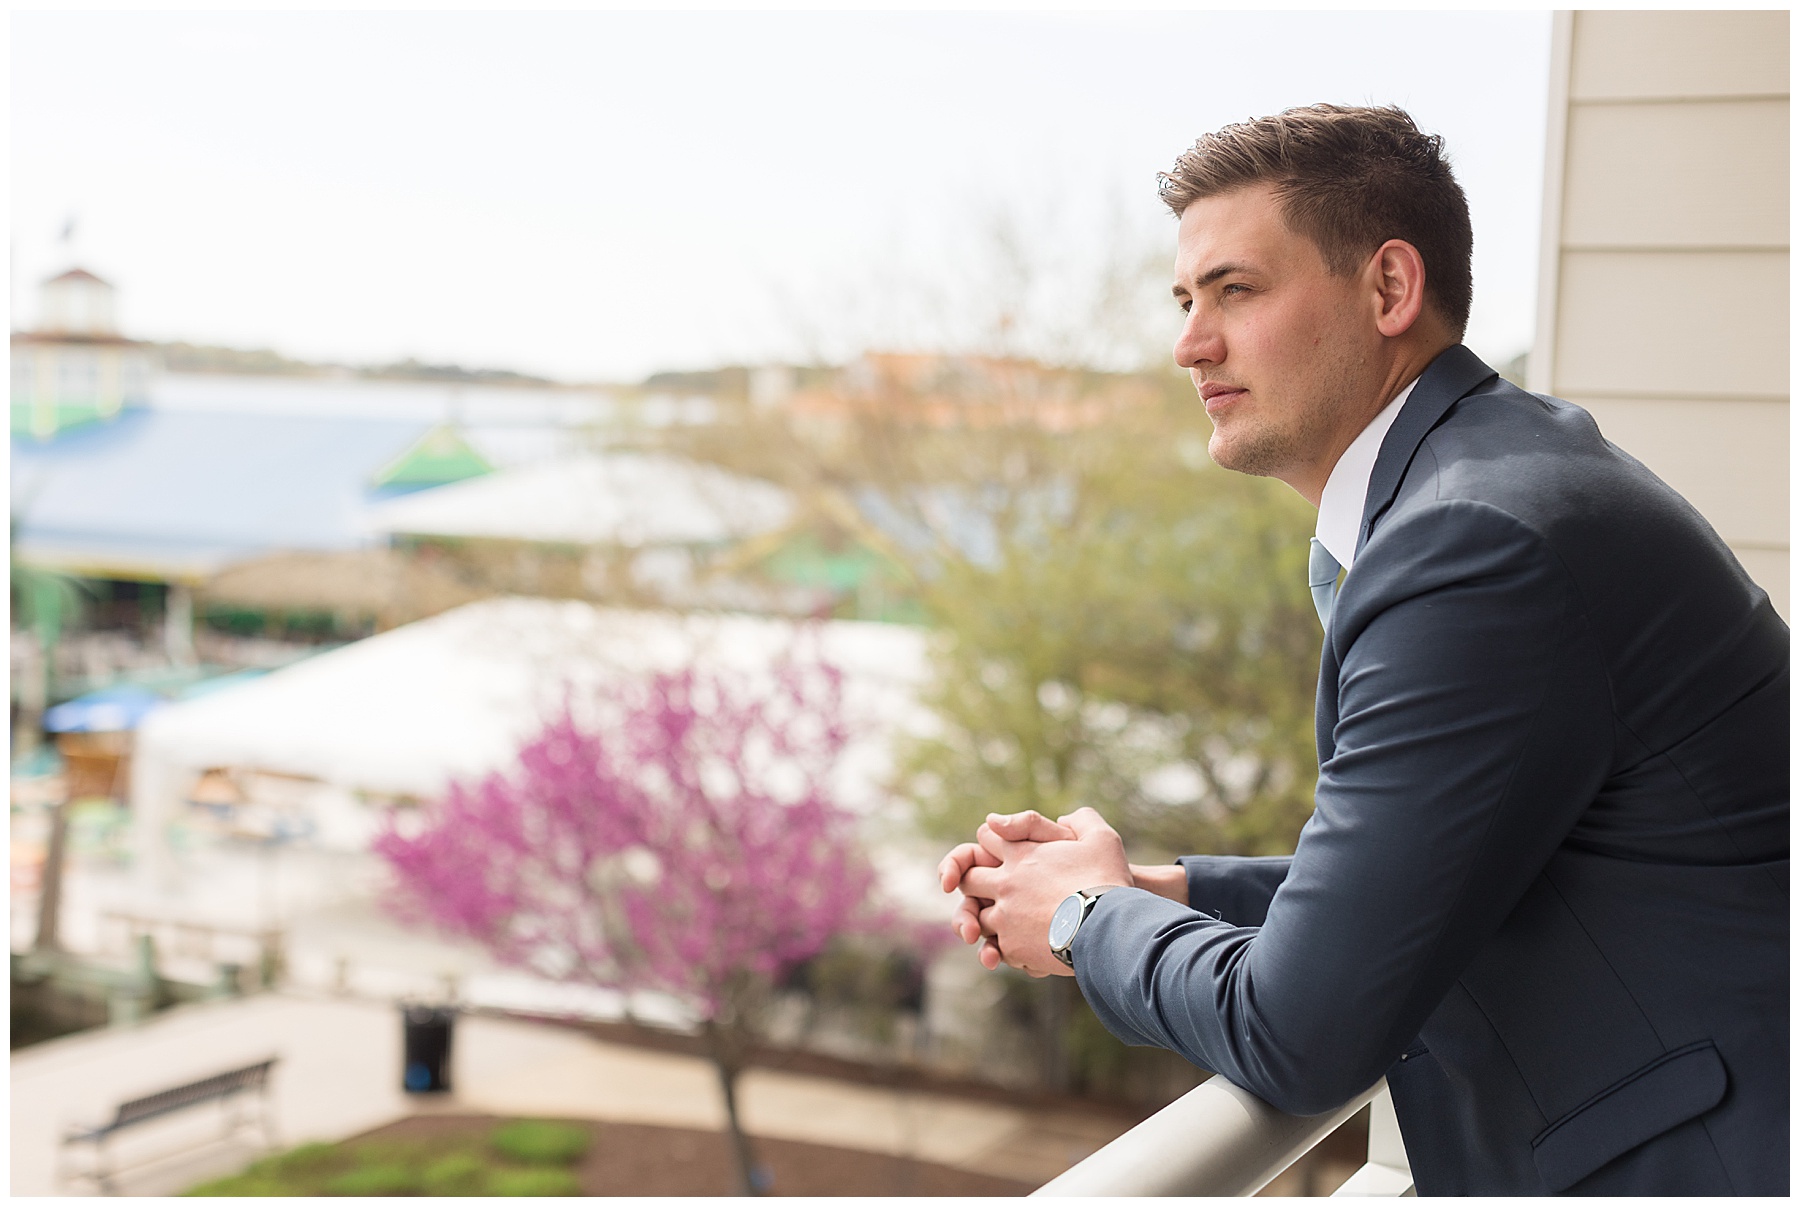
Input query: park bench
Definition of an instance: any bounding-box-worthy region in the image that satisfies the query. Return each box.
[60,1056,279,1193]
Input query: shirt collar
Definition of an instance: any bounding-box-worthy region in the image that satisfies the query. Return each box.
[1314,377,1418,571]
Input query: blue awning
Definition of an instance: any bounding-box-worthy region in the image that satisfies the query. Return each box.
[44,684,167,733]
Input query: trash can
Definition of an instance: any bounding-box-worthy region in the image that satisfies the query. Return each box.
[400,1004,455,1093]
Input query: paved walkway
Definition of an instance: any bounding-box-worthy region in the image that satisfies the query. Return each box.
[13,990,1132,1196]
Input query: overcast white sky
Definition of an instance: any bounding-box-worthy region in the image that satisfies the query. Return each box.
[13,11,1552,383]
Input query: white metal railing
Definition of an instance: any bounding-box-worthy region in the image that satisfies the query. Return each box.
[1332,1080,1415,1196]
[1033,1077,1413,1197]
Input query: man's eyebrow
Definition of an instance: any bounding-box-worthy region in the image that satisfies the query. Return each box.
[1172,263,1255,298]
[1189,261,1254,291]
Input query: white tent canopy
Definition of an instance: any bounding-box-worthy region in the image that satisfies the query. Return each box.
[368,451,794,547]
[130,599,932,883]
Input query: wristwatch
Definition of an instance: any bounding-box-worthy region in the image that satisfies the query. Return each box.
[1048,886,1117,968]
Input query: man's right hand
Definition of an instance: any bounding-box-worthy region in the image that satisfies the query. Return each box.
[939,811,1080,968]
[938,810,1080,892]
[939,809,1191,968]
[942,811,1190,907]
[988,812,1190,906]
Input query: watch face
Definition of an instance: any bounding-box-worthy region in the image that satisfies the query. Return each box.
[1048,892,1086,952]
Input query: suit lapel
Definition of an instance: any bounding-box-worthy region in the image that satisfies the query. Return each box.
[1355,344,1498,558]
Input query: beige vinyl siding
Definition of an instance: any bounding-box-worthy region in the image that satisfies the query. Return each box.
[1553,251,1789,399]
[1568,10,1789,100]
[1536,10,1789,617]
[1561,100,1788,247]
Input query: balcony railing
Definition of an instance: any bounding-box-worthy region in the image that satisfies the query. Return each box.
[1033,1076,1414,1197]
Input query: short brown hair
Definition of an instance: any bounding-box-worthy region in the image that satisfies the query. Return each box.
[1159,104,1473,336]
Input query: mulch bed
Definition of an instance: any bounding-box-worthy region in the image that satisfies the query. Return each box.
[356,1113,1036,1197]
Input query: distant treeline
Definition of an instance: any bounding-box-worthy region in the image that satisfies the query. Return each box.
[641,364,839,398]
[152,342,559,387]
[151,342,851,395]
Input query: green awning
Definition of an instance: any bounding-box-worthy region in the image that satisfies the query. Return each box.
[371,425,494,489]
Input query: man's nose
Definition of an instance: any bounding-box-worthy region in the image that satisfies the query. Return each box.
[1174,309,1223,370]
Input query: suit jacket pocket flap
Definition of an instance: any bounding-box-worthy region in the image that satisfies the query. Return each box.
[1531,1041,1727,1192]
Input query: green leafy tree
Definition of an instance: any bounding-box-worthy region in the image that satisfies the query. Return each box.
[673,189,1323,853]
[669,364,1321,859]
[898,400,1321,858]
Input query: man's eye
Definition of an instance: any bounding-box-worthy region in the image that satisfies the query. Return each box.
[1221,283,1249,298]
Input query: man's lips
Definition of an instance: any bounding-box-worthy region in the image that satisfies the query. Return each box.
[1199,383,1247,413]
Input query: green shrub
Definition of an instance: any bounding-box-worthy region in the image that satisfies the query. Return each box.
[259,1141,341,1178]
[186,1141,346,1195]
[350,1139,429,1167]
[420,1151,488,1196]
[183,1173,289,1196]
[486,1166,583,1196]
[325,1162,418,1196]
[489,1119,592,1166]
[185,1120,596,1197]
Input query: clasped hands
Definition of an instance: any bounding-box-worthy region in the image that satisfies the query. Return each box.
[935,806,1135,978]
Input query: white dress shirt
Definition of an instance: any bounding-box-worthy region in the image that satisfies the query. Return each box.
[1314,378,1419,571]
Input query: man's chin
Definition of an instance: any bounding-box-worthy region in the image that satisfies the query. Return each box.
[1208,430,1283,478]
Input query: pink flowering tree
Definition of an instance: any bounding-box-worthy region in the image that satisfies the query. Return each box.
[375,651,897,1195]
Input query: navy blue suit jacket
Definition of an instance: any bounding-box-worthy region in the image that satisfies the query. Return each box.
[1070,346,1788,1194]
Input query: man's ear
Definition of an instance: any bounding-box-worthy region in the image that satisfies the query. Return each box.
[1369,239,1428,338]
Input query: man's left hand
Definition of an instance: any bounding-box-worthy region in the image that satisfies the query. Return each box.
[960,807,1132,978]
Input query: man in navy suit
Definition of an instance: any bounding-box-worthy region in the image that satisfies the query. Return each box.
[939,105,1787,1194]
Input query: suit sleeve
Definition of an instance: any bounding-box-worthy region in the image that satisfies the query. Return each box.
[1177,855,1292,926]
[1072,501,1612,1115]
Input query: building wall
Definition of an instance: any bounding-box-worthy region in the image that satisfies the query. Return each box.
[10,342,153,439]
[1532,10,1789,617]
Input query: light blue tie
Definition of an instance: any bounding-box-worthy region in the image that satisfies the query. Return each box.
[1308,537,1342,629]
